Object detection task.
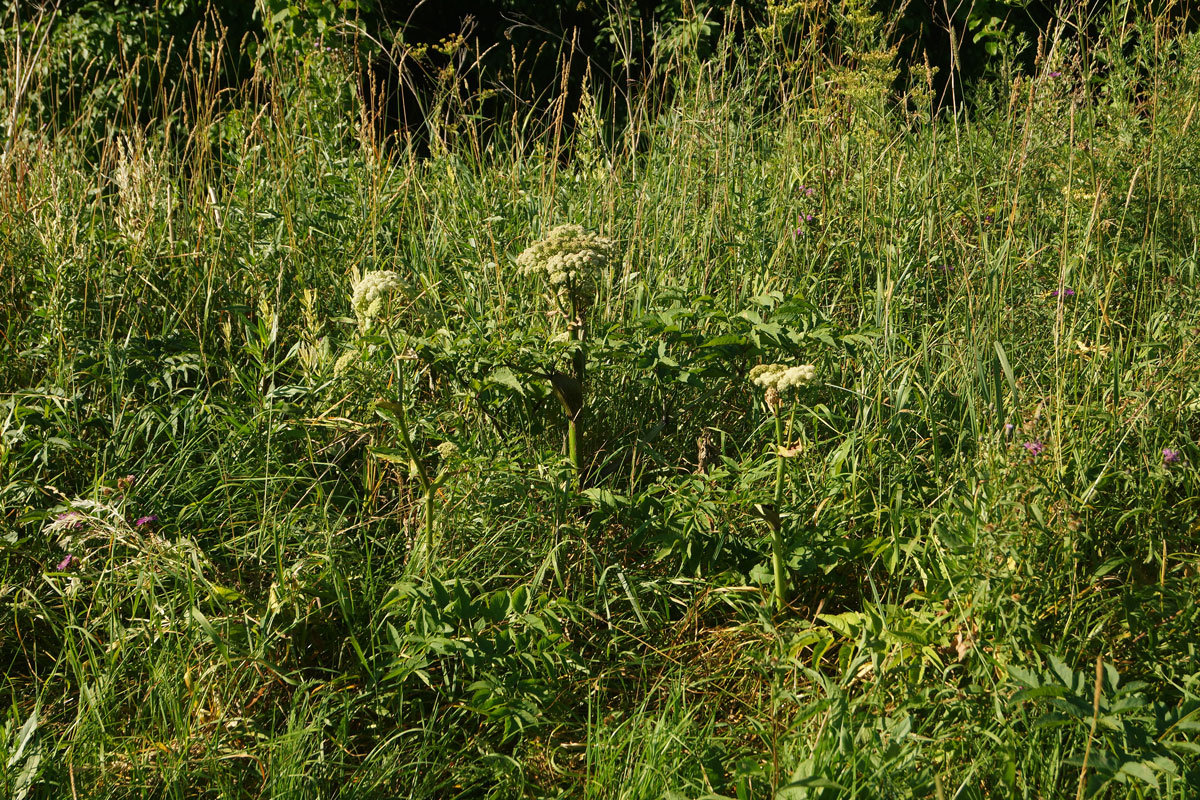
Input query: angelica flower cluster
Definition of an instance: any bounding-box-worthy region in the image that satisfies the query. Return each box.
[749,363,817,392]
[350,271,403,326]
[516,224,614,298]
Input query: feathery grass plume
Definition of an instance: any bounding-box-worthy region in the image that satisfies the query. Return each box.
[350,270,403,329]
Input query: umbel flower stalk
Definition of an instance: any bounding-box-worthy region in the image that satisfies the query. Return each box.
[517,224,614,488]
[376,390,458,558]
[350,270,403,332]
[348,270,451,559]
[750,363,818,611]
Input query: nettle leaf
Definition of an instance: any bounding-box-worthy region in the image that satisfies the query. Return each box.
[1007,654,1195,789]
[817,612,864,639]
[486,366,526,396]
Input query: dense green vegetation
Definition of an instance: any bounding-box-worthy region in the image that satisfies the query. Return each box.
[3,1,1199,797]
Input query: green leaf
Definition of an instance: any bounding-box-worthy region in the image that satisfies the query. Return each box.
[1117,760,1160,788]
[1011,685,1071,702]
[994,340,1019,411]
[777,776,847,797]
[191,607,231,664]
[817,612,864,639]
[487,366,527,396]
[582,487,628,510]
[6,707,38,770]
[375,399,405,420]
[208,584,246,604]
[369,446,410,463]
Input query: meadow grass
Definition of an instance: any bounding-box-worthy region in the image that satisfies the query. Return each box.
[2,3,1199,798]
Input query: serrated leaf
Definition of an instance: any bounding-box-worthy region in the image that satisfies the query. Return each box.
[1117,760,1161,787]
[487,366,526,396]
[1012,685,1072,702]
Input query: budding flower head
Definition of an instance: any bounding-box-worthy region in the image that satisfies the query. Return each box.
[749,363,818,393]
[436,441,460,461]
[350,271,403,327]
[516,224,614,300]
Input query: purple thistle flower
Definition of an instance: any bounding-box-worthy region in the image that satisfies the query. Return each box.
[1162,448,1182,466]
[1050,288,1075,298]
[135,515,158,527]
[1023,440,1045,457]
[793,213,816,236]
[1004,422,1015,437]
[1049,71,1062,78]
[57,554,77,571]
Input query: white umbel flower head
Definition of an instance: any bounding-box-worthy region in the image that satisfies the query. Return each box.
[436,441,460,461]
[350,271,403,327]
[516,224,614,300]
[749,363,818,392]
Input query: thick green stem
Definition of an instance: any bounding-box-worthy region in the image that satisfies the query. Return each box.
[771,411,787,611]
[394,388,435,554]
[568,298,586,490]
[424,486,436,553]
[568,416,581,490]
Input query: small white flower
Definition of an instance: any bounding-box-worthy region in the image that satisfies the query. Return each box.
[436,441,460,461]
[749,363,818,393]
[350,271,403,326]
[333,350,358,376]
[516,224,614,300]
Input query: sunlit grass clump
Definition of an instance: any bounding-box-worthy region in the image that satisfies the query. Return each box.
[1,2,1199,799]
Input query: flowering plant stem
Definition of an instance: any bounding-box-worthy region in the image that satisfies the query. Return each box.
[569,318,586,491]
[771,411,788,612]
[394,371,435,554]
[381,329,436,556]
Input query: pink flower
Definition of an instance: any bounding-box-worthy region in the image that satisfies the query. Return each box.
[135,515,158,527]
[1023,441,1045,457]
[57,554,77,571]
[1162,448,1182,466]
[793,213,817,235]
